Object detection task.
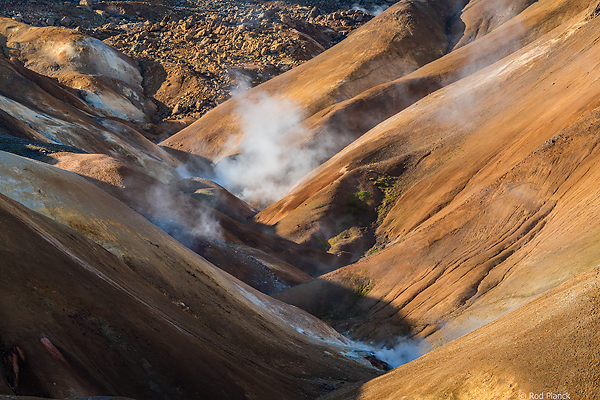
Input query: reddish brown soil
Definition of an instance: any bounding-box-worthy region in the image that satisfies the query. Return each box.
[160,0,460,159]
[323,267,600,399]
[271,1,600,348]
[0,153,380,399]
[3,0,600,398]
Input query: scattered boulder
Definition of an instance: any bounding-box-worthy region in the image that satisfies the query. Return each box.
[59,16,72,26]
[0,0,376,128]
[79,0,92,10]
[308,7,321,19]
[172,103,184,115]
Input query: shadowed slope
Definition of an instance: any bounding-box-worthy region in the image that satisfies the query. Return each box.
[0,152,381,399]
[173,176,257,222]
[0,193,251,398]
[46,152,336,293]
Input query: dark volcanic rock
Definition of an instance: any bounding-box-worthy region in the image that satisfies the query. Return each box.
[0,0,387,136]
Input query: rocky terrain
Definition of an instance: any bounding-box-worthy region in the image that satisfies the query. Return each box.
[2,0,600,399]
[1,0,390,139]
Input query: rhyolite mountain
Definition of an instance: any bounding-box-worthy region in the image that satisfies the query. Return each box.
[2,0,600,399]
[0,152,380,399]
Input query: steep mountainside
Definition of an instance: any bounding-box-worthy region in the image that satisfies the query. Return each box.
[324,266,600,399]
[0,152,380,399]
[0,13,345,294]
[1,0,386,133]
[272,0,600,345]
[161,0,463,160]
[0,19,179,182]
[47,151,343,292]
[255,0,594,244]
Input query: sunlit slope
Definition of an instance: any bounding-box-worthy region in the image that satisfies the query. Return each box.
[161,0,463,160]
[323,267,600,400]
[0,151,379,399]
[256,0,597,243]
[273,4,600,344]
[161,0,592,189]
[0,17,155,122]
[0,18,178,182]
[299,0,593,162]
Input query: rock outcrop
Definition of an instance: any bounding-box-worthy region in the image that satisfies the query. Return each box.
[0,0,384,134]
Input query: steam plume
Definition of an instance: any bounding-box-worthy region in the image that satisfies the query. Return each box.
[215,94,343,208]
[140,180,223,243]
[351,4,389,16]
[351,336,428,369]
[373,337,428,368]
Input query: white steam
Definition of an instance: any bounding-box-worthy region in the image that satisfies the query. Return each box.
[351,4,389,16]
[175,163,193,179]
[215,94,342,207]
[373,337,428,368]
[351,336,428,369]
[142,182,223,243]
